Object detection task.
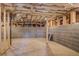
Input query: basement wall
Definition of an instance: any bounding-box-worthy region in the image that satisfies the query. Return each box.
[49,23,79,52]
[11,26,46,39]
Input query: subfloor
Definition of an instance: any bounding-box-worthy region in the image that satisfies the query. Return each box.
[2,38,79,56]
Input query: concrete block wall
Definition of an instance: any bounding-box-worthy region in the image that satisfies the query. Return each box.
[49,23,79,52]
[11,26,46,38]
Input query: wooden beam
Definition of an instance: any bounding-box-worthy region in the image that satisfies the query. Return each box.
[35,15,41,21]
[3,9,7,41]
[70,11,76,24]
[15,10,56,16]
[63,15,67,25]
[33,15,38,21]
[31,15,35,21]
[39,16,46,21]
[45,18,48,44]
[0,4,1,42]
[38,16,42,21]
[7,11,10,44]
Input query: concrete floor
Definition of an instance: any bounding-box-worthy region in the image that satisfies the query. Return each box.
[2,38,79,56]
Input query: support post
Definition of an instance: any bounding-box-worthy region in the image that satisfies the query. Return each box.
[3,9,7,41]
[70,11,76,24]
[50,20,52,27]
[57,17,60,26]
[0,4,1,42]
[63,15,67,25]
[53,20,56,28]
[7,11,10,46]
[45,18,48,44]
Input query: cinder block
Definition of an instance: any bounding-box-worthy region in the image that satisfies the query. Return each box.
[49,24,79,52]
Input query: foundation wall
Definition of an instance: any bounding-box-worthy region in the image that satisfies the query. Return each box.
[11,26,46,38]
[49,23,79,52]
